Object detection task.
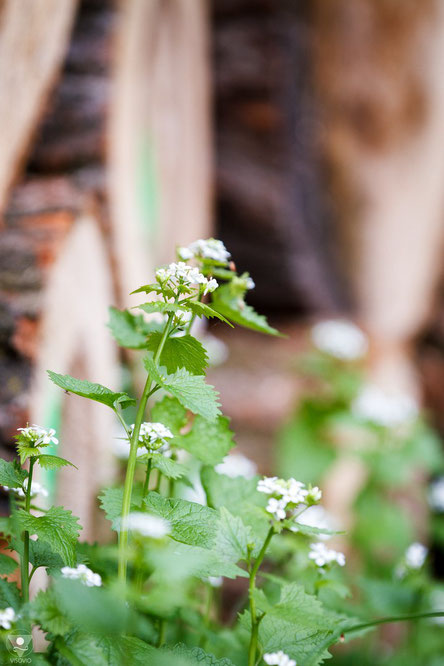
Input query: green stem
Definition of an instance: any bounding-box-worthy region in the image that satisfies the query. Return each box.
[21,458,35,603]
[118,313,174,585]
[142,458,152,500]
[248,527,274,666]
[157,618,167,647]
[342,611,444,636]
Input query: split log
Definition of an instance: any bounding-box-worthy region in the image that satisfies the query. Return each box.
[0,0,78,214]
[108,0,213,308]
[0,181,118,539]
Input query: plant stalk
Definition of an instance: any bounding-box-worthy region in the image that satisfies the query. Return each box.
[248,527,274,666]
[21,457,35,603]
[342,610,444,636]
[117,313,173,584]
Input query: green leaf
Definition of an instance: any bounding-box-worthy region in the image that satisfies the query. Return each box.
[169,644,237,666]
[151,396,188,434]
[144,493,219,549]
[98,485,144,530]
[16,506,82,566]
[144,453,190,481]
[29,538,64,571]
[144,358,221,421]
[0,458,27,489]
[211,284,281,336]
[17,443,41,464]
[48,371,135,410]
[187,301,234,327]
[31,587,71,636]
[138,302,181,315]
[201,467,269,549]
[108,307,151,348]
[0,552,18,575]
[130,283,163,295]
[36,455,77,471]
[215,507,253,563]
[152,541,247,581]
[0,578,20,609]
[179,416,234,465]
[54,578,131,636]
[147,333,209,375]
[253,583,341,629]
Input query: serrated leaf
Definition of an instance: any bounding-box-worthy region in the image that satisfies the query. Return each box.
[144,493,219,549]
[179,415,234,464]
[144,357,221,421]
[48,371,135,410]
[108,307,150,348]
[151,396,188,434]
[187,300,233,327]
[130,283,163,295]
[169,644,237,665]
[288,520,343,538]
[16,506,81,566]
[0,552,18,575]
[143,453,189,481]
[31,587,71,636]
[0,458,27,489]
[201,467,268,549]
[17,443,41,464]
[0,578,20,609]
[37,455,77,471]
[98,485,144,530]
[253,582,341,629]
[211,284,281,336]
[215,507,253,563]
[147,333,209,375]
[138,302,181,315]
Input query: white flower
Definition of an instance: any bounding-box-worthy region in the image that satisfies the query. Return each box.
[61,564,102,587]
[215,452,257,479]
[206,576,223,588]
[4,480,48,499]
[203,278,219,295]
[264,651,296,666]
[245,277,255,290]
[266,497,288,520]
[405,542,427,569]
[123,512,170,539]
[352,385,418,428]
[17,424,58,447]
[257,477,308,505]
[129,422,173,453]
[0,607,17,629]
[305,486,322,503]
[177,246,194,260]
[309,542,345,567]
[428,477,444,512]
[187,238,231,264]
[311,320,368,361]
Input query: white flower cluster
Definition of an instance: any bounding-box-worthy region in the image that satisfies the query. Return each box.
[309,542,345,568]
[123,512,170,539]
[264,651,296,666]
[4,479,48,499]
[428,477,444,512]
[129,422,173,454]
[0,607,17,629]
[405,542,428,569]
[178,238,231,264]
[61,564,102,587]
[311,320,368,361]
[156,262,218,295]
[257,477,321,521]
[215,452,257,479]
[17,425,58,447]
[351,385,418,428]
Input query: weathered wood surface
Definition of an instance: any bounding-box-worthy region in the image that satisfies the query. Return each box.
[0,0,78,215]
